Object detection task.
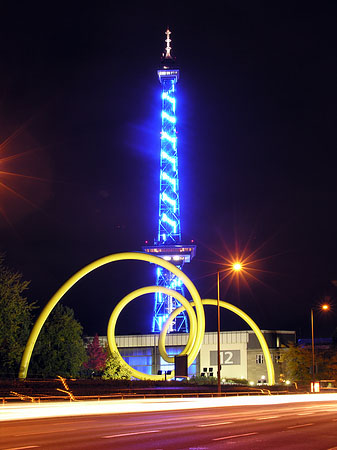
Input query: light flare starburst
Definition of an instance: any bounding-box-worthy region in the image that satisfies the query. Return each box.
[196,231,282,299]
[0,122,52,230]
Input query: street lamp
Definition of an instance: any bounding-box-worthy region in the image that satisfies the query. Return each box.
[311,303,330,383]
[217,262,243,395]
[232,262,242,272]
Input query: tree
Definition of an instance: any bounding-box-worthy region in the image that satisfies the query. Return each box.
[282,343,337,383]
[282,343,313,382]
[317,348,337,380]
[102,352,132,380]
[30,303,87,378]
[0,256,35,377]
[84,334,107,374]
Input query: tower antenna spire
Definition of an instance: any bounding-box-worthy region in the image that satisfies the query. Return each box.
[164,28,172,59]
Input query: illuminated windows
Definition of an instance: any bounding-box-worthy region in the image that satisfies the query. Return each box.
[256,354,264,364]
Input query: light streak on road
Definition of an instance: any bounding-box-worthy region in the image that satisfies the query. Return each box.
[102,430,160,439]
[287,423,313,429]
[197,421,233,427]
[256,415,280,420]
[1,393,337,422]
[1,447,39,449]
[213,432,258,441]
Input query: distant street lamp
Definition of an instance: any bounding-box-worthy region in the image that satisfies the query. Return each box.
[217,271,221,395]
[311,303,330,382]
[217,262,243,395]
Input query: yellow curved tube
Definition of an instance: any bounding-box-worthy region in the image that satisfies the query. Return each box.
[158,301,197,365]
[19,252,205,379]
[19,251,274,385]
[203,299,275,385]
[159,299,275,385]
[107,286,198,380]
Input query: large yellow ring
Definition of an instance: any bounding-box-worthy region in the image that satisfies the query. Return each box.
[19,251,274,385]
[107,286,198,379]
[160,298,275,385]
[19,252,205,380]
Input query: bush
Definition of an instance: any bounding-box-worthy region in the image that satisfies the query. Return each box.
[187,375,218,385]
[223,378,249,385]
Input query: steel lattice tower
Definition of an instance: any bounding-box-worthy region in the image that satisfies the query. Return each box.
[143,29,196,333]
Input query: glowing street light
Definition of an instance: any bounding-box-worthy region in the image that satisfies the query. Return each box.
[232,261,243,272]
[311,303,330,383]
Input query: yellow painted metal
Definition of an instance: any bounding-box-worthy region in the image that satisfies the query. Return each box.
[19,252,205,379]
[158,297,196,364]
[202,299,275,385]
[19,251,274,384]
[107,286,198,379]
[161,299,275,385]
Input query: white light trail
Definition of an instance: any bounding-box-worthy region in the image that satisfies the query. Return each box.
[1,393,337,422]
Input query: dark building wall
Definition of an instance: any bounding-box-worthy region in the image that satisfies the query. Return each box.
[247,331,296,350]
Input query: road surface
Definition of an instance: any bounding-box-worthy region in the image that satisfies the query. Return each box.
[1,395,337,449]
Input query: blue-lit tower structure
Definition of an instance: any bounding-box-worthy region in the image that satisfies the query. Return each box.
[143,29,196,333]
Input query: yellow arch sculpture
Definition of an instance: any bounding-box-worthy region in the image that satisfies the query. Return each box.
[19,252,205,379]
[158,298,275,385]
[202,299,275,385]
[107,286,199,380]
[19,251,274,385]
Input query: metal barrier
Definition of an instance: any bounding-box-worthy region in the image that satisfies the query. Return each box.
[0,389,297,404]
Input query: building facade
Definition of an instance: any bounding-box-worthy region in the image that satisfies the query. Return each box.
[98,329,295,384]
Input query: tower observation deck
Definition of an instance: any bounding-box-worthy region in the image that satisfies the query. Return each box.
[143,29,196,333]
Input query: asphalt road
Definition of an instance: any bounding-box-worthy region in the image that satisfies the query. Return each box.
[1,400,337,449]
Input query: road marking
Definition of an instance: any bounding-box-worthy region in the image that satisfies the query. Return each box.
[197,421,233,427]
[256,416,280,420]
[188,448,208,450]
[102,430,160,438]
[2,447,40,450]
[213,432,258,441]
[287,423,313,429]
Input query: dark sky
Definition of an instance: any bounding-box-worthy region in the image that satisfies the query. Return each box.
[1,2,336,339]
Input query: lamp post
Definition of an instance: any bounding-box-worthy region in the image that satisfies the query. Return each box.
[311,303,329,382]
[310,307,315,382]
[217,271,221,395]
[217,262,242,395]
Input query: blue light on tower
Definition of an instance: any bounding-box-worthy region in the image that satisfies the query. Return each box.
[143,29,196,333]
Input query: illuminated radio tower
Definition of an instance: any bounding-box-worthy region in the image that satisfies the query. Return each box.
[143,29,196,333]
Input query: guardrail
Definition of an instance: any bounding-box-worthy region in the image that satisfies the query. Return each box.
[1,389,300,404]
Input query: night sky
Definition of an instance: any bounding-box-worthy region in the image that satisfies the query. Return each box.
[1,3,336,340]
